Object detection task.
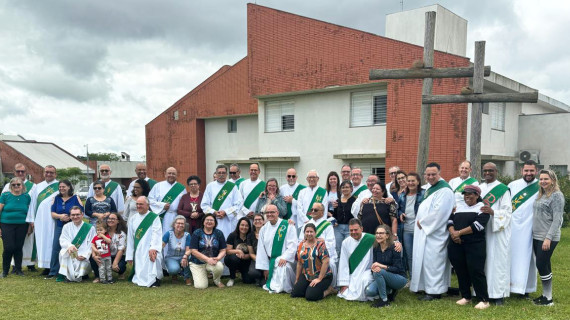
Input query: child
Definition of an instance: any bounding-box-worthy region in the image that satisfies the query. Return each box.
[91,221,113,284]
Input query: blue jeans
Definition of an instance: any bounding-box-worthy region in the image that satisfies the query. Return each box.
[403,231,414,274]
[365,269,408,300]
[48,224,63,276]
[334,224,349,259]
[165,256,191,279]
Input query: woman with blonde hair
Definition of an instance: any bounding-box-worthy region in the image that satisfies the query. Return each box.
[532,169,565,306]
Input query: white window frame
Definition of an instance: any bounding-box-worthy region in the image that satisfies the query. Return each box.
[264,163,294,186]
[490,102,506,131]
[265,100,294,132]
[350,89,387,127]
[228,119,237,133]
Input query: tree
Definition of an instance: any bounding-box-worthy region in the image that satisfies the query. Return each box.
[76,152,120,161]
[57,167,87,186]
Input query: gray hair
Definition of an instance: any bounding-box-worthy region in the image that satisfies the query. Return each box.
[172,215,187,228]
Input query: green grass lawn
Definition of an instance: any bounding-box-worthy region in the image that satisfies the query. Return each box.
[1,230,569,320]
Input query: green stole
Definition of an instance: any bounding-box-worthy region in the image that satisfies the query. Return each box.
[349,233,375,274]
[212,181,235,211]
[147,178,157,190]
[234,178,245,188]
[511,181,539,212]
[129,212,158,281]
[482,183,509,207]
[352,184,367,198]
[315,220,331,237]
[72,223,93,249]
[104,181,119,197]
[32,181,59,261]
[266,219,289,289]
[453,177,477,193]
[158,182,185,219]
[285,184,306,220]
[306,187,327,219]
[24,180,34,194]
[243,181,266,209]
[423,180,452,200]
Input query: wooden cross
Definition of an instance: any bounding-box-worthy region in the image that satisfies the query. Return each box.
[369,11,538,180]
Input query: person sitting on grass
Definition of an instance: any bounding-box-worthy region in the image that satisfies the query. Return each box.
[58,206,96,282]
[162,215,192,286]
[189,213,227,289]
[225,217,253,286]
[91,221,113,284]
[91,213,127,282]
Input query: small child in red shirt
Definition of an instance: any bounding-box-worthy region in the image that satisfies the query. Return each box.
[91,221,113,284]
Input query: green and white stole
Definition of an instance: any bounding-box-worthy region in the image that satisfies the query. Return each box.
[158,182,185,218]
[284,184,306,220]
[234,178,245,188]
[352,184,368,198]
[306,187,327,219]
[453,177,477,193]
[349,233,375,274]
[266,219,289,289]
[104,181,119,197]
[35,181,59,216]
[424,180,452,200]
[212,181,235,211]
[243,181,266,210]
[482,183,509,207]
[72,223,93,249]
[511,181,539,212]
[24,180,34,194]
[147,178,157,190]
[315,220,331,237]
[129,212,158,281]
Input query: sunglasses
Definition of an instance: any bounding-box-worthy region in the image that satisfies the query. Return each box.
[287,175,296,178]
[100,169,110,173]
[310,208,322,212]
[229,172,237,174]
[15,170,26,174]
[11,183,21,187]
[93,187,103,190]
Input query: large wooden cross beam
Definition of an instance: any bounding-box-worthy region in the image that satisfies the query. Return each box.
[369,11,539,180]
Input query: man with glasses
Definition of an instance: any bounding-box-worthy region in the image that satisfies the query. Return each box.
[411,162,455,301]
[149,167,187,234]
[126,163,157,195]
[448,160,479,208]
[201,165,243,238]
[279,168,305,221]
[296,170,328,231]
[340,164,352,182]
[479,162,512,305]
[337,218,374,301]
[3,163,37,272]
[350,168,366,198]
[256,204,298,293]
[58,206,96,282]
[87,164,125,214]
[385,166,400,198]
[26,165,59,275]
[228,163,245,188]
[239,163,265,220]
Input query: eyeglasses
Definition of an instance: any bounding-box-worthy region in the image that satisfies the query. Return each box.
[45,171,55,174]
[107,218,117,221]
[310,208,322,212]
[93,187,103,190]
[351,173,362,176]
[287,175,296,178]
[307,176,318,179]
[389,172,397,176]
[265,210,277,214]
[375,232,387,235]
[100,169,110,173]
[15,170,26,174]
[11,183,21,187]
[229,172,237,174]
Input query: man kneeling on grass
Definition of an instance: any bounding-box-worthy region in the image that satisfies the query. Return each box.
[58,206,96,282]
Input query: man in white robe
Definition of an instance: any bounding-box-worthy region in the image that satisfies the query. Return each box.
[148,167,187,233]
[448,160,479,208]
[280,168,304,221]
[411,162,454,300]
[201,165,243,239]
[3,163,37,271]
[126,163,157,195]
[296,170,328,230]
[337,218,374,301]
[87,164,125,214]
[58,206,96,282]
[256,205,298,293]
[239,163,264,220]
[126,196,163,287]
[350,168,366,197]
[26,165,59,272]
[228,163,245,188]
[508,160,539,296]
[479,162,512,305]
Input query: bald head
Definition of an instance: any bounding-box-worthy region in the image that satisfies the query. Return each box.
[165,167,177,184]
[135,163,147,179]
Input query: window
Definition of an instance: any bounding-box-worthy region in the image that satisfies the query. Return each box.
[482,102,489,114]
[264,163,294,186]
[490,102,506,131]
[265,100,294,132]
[550,165,568,176]
[228,119,237,133]
[173,110,179,120]
[350,89,387,127]
[371,167,386,184]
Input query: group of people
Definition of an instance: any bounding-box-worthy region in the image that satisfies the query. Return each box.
[0,159,564,308]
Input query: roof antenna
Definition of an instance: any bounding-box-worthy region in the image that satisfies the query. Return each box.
[400,0,404,11]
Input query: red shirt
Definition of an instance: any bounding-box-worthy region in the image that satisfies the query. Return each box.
[92,234,111,258]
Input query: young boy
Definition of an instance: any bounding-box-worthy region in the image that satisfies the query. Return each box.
[91,222,113,284]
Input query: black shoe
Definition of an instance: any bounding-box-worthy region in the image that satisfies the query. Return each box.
[27,266,37,272]
[82,275,89,280]
[534,296,553,306]
[371,300,390,308]
[15,270,25,277]
[10,268,16,275]
[44,275,55,279]
[418,294,441,301]
[41,269,50,276]
[446,287,460,296]
[514,293,529,299]
[151,279,161,287]
[532,295,545,303]
[0,272,7,278]
[490,298,504,306]
[387,289,399,302]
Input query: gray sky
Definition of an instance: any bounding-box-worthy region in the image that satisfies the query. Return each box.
[1,0,568,161]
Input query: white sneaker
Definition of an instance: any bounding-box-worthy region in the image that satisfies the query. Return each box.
[227,279,234,287]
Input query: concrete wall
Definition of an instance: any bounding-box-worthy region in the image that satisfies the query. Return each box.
[385,4,467,57]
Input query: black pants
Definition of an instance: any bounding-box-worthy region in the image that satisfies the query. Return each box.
[291,274,333,301]
[247,261,265,285]
[225,254,253,283]
[448,240,488,301]
[1,223,28,273]
[533,239,558,279]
